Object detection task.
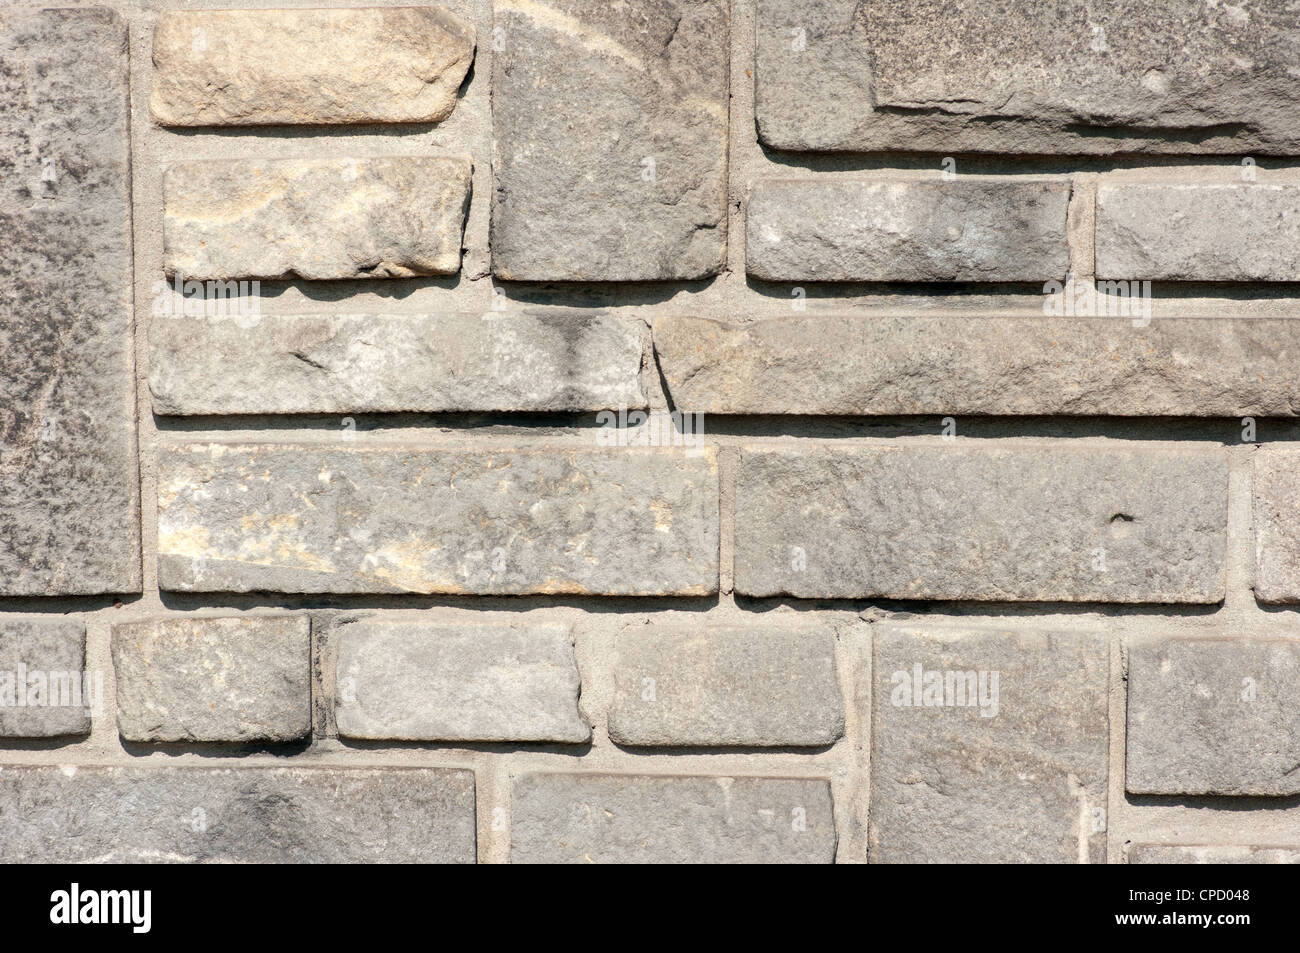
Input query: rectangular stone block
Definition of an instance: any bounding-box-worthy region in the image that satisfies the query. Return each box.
[1129,844,1300,864]
[151,7,476,126]
[111,616,311,744]
[756,0,1300,155]
[1097,183,1300,281]
[0,765,475,863]
[158,444,719,595]
[871,626,1109,863]
[1254,448,1300,604]
[335,620,588,743]
[149,311,646,415]
[736,446,1227,603]
[0,8,140,594]
[1126,637,1300,796]
[654,315,1300,416]
[491,0,728,280]
[0,619,91,739]
[163,157,471,280]
[510,773,835,863]
[608,624,843,747]
[746,178,1069,282]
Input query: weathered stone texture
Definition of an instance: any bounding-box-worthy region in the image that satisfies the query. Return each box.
[0,8,140,594]
[1126,637,1300,796]
[736,446,1227,603]
[511,773,835,863]
[151,7,476,126]
[1129,844,1300,864]
[756,0,1300,154]
[747,178,1070,282]
[1097,183,1300,281]
[150,311,646,415]
[0,619,90,739]
[163,157,471,280]
[871,626,1109,863]
[158,444,719,595]
[0,766,475,863]
[1252,449,1300,604]
[491,0,728,280]
[112,616,311,744]
[608,625,843,747]
[654,316,1300,416]
[335,621,588,743]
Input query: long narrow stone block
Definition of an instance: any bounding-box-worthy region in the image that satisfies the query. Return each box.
[163,157,472,280]
[510,773,836,863]
[0,619,91,739]
[1129,844,1300,864]
[112,616,311,744]
[608,624,843,747]
[746,178,1070,282]
[871,626,1109,863]
[756,0,1300,155]
[335,621,588,743]
[1097,183,1300,281]
[158,445,719,595]
[735,446,1227,603]
[1254,448,1300,603]
[1126,637,1300,796]
[0,8,140,594]
[491,0,729,280]
[151,7,476,126]
[653,315,1300,416]
[149,312,647,415]
[0,765,475,863]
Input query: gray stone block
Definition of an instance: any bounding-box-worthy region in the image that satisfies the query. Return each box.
[335,621,588,743]
[163,156,471,280]
[756,0,1300,154]
[0,8,140,595]
[151,7,476,126]
[871,625,1109,863]
[746,178,1070,282]
[0,619,91,739]
[158,444,719,595]
[491,0,728,280]
[510,773,836,863]
[0,765,475,863]
[608,624,843,747]
[1254,449,1300,603]
[1126,637,1300,796]
[112,616,311,744]
[1129,844,1300,864]
[654,315,1300,416]
[149,311,646,415]
[735,446,1227,603]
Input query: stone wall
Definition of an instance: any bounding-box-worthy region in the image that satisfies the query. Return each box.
[2,0,1299,863]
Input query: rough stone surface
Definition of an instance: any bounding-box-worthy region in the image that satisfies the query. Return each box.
[0,619,90,739]
[871,626,1109,863]
[1126,637,1300,796]
[756,0,1300,154]
[112,616,311,744]
[158,444,719,595]
[335,621,588,743]
[608,624,843,747]
[163,157,472,280]
[0,8,140,595]
[150,311,646,415]
[654,315,1300,416]
[1252,449,1300,604]
[151,7,476,126]
[0,765,475,863]
[510,773,835,863]
[746,179,1069,282]
[1097,183,1300,281]
[491,0,728,280]
[1129,844,1300,864]
[735,446,1227,603]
